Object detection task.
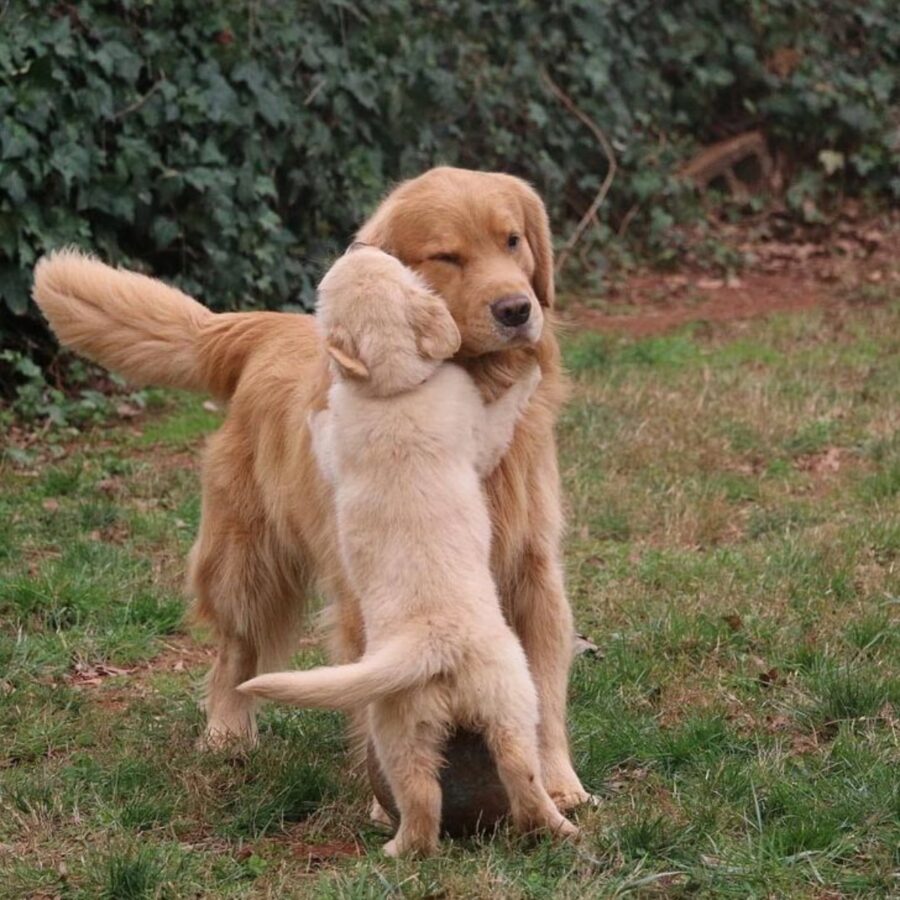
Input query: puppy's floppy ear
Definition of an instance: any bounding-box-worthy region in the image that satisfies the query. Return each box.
[326,324,369,379]
[409,297,461,360]
[515,178,555,308]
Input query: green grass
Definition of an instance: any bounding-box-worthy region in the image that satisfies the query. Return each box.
[2,297,899,897]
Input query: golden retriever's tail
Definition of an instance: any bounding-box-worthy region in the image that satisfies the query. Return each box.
[32,250,267,400]
[237,639,431,710]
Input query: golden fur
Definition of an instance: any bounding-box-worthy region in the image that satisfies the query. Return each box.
[31,166,588,810]
[241,247,575,855]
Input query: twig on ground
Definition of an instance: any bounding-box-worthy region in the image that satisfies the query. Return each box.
[540,67,617,276]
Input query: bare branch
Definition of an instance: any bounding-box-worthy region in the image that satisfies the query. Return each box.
[113,79,165,121]
[539,67,617,276]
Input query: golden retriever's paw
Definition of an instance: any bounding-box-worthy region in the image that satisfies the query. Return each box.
[197,722,258,753]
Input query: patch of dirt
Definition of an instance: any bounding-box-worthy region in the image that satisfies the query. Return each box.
[564,212,899,336]
[63,636,215,707]
[290,840,363,868]
[140,634,217,674]
[67,633,323,707]
[568,271,827,336]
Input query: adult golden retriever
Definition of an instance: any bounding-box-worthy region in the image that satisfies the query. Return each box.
[32,166,588,810]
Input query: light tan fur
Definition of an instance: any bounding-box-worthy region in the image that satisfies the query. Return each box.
[31,166,588,809]
[240,248,575,855]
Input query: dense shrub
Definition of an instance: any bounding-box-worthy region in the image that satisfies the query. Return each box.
[1,1,897,362]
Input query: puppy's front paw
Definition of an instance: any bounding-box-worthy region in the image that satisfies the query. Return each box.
[369,797,394,828]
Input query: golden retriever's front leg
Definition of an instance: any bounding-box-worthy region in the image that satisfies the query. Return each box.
[511,549,589,811]
[501,443,590,811]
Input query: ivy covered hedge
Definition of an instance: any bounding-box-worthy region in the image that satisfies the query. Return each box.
[1,0,898,354]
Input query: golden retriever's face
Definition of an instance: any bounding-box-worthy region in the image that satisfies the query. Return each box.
[357,168,554,356]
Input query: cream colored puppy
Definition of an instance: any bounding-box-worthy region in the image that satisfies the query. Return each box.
[239,246,576,857]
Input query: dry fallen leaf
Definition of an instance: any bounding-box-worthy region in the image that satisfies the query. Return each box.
[573,633,604,659]
[292,841,362,864]
[116,402,142,419]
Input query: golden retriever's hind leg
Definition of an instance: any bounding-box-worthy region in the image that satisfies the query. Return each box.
[190,517,308,750]
[201,630,260,749]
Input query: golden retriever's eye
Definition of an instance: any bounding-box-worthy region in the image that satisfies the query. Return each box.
[430,252,462,267]
[507,234,520,250]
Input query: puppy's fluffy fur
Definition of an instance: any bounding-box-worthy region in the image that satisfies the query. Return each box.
[240,248,575,856]
[31,167,589,810]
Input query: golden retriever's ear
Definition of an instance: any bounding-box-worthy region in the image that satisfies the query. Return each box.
[517,180,556,308]
[409,299,461,360]
[326,325,369,379]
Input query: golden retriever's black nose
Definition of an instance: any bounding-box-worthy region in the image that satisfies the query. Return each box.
[491,295,531,328]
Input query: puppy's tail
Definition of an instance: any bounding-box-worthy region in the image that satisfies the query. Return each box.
[32,250,273,400]
[237,639,433,710]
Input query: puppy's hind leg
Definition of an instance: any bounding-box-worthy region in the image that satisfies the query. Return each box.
[481,703,578,839]
[371,704,445,858]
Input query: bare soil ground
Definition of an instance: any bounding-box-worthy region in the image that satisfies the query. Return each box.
[562,210,899,336]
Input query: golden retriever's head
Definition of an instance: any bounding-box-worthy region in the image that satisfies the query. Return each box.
[356,167,553,356]
[316,246,461,397]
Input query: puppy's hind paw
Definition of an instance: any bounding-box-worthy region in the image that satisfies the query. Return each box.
[551,788,596,812]
[553,815,579,840]
[369,797,394,828]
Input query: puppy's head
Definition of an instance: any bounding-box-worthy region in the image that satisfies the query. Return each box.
[316,246,461,396]
[355,167,553,356]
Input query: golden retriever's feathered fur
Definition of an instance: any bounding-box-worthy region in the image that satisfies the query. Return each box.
[31,167,588,810]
